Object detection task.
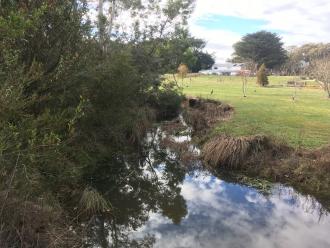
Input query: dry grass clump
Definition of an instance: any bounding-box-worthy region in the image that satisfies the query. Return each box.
[253,146,330,207]
[0,194,83,248]
[310,146,330,169]
[183,110,208,134]
[201,100,233,123]
[79,187,112,216]
[203,137,330,204]
[290,146,330,192]
[202,135,274,169]
[183,98,233,134]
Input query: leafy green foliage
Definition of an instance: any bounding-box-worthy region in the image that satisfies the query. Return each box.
[148,83,184,120]
[233,31,287,69]
[257,64,269,86]
[0,0,196,247]
[190,51,215,72]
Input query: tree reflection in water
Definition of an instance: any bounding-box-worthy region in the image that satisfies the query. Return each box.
[80,122,330,248]
[82,126,188,247]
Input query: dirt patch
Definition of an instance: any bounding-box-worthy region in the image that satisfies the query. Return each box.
[182,98,233,135]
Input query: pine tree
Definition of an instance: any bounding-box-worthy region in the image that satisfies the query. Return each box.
[257,63,269,86]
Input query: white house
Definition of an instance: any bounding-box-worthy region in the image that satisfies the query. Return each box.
[200,62,244,75]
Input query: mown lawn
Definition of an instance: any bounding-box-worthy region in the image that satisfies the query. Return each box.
[179,75,330,148]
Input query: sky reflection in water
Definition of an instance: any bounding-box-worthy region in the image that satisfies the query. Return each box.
[133,172,330,248]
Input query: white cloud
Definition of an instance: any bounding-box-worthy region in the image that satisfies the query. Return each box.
[189,0,330,61]
[86,1,330,62]
[132,174,330,248]
[189,24,241,62]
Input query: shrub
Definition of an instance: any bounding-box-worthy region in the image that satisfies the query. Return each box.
[257,63,269,86]
[148,84,183,121]
[178,63,189,81]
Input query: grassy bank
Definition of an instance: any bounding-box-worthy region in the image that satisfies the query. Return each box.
[179,75,330,148]
[179,97,330,209]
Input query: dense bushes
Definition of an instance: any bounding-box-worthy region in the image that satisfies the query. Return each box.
[0,1,196,247]
[148,84,184,121]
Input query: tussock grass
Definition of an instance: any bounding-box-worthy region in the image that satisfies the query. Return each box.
[79,187,111,215]
[202,133,330,207]
[202,135,271,169]
[0,194,82,248]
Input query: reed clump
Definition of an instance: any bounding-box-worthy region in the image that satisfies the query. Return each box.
[202,134,277,169]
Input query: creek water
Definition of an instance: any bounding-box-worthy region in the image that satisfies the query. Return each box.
[131,170,330,248]
[102,117,330,248]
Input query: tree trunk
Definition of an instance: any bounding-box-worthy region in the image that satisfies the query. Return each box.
[241,75,247,97]
[98,0,105,49]
[107,0,116,39]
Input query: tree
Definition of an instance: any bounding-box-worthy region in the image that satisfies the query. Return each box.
[282,43,330,75]
[156,34,214,73]
[178,63,189,81]
[233,31,287,69]
[257,63,269,86]
[310,57,330,98]
[238,61,256,97]
[0,0,197,246]
[190,51,215,72]
[154,31,205,74]
[240,71,248,97]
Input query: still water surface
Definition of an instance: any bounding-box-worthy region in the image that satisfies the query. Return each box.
[131,169,330,248]
[102,120,330,248]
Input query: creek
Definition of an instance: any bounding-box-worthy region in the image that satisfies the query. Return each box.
[100,116,330,248]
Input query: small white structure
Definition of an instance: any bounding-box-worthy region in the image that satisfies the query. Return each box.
[200,62,244,75]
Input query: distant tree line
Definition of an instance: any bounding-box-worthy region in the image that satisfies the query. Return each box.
[231,31,330,95]
[283,43,330,97]
[283,43,330,75]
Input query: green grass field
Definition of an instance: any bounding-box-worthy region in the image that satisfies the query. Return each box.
[179,75,330,148]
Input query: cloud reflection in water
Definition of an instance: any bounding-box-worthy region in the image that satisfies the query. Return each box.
[133,172,330,248]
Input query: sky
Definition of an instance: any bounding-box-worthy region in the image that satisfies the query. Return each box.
[189,0,330,62]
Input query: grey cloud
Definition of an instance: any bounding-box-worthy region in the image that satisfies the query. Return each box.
[264,2,300,15]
